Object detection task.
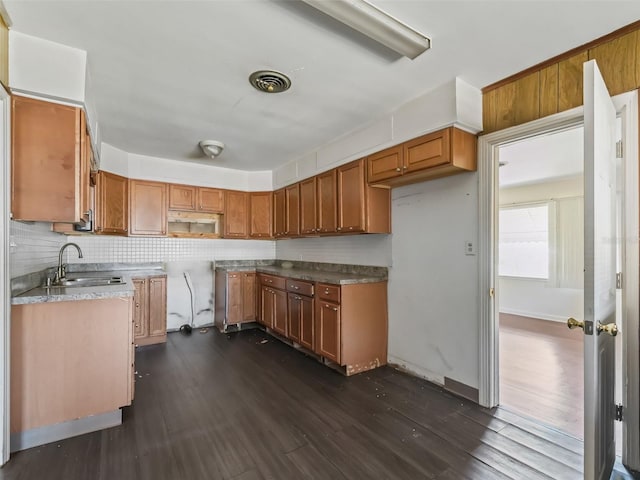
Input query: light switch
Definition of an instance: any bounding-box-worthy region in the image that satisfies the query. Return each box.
[464,240,475,256]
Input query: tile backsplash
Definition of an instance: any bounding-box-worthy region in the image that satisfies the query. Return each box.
[66,236,276,264]
[10,221,67,278]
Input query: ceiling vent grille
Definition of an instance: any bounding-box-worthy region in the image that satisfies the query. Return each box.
[249,70,291,93]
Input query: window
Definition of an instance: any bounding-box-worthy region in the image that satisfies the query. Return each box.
[499,204,549,279]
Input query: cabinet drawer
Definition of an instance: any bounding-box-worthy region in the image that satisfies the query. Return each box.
[259,274,286,290]
[286,279,314,297]
[316,283,340,303]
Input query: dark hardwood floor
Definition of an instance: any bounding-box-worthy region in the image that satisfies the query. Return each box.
[0,327,637,479]
[499,313,584,439]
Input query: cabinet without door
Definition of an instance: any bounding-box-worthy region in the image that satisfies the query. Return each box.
[133,275,167,346]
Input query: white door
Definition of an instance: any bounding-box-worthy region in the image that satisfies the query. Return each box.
[582,59,618,480]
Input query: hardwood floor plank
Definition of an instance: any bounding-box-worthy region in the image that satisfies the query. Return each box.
[0,329,596,480]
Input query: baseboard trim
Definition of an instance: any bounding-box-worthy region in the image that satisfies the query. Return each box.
[11,409,122,452]
[444,376,479,403]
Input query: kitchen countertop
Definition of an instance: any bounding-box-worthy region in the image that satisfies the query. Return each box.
[215,262,387,285]
[11,264,166,305]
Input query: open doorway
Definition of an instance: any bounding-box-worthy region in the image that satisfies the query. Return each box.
[496,126,587,439]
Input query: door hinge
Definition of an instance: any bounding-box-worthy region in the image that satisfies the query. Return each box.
[616,404,624,422]
[616,272,623,289]
[616,140,623,159]
[489,287,495,298]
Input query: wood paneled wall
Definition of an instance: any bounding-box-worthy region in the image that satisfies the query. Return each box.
[483,21,640,133]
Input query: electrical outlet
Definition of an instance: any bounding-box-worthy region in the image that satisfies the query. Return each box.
[464,240,475,256]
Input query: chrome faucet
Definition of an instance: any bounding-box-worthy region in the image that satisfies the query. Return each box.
[55,243,83,284]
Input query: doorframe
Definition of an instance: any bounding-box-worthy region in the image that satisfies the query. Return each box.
[0,85,10,465]
[478,91,639,469]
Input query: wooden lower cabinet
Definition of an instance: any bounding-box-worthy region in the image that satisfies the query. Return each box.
[215,270,256,331]
[314,281,388,375]
[133,275,167,346]
[11,297,134,439]
[316,300,341,363]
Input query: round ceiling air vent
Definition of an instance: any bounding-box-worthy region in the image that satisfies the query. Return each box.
[249,70,291,93]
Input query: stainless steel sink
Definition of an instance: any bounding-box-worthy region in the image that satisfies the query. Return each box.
[51,276,126,288]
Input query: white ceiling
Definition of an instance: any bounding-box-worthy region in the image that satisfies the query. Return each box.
[4,1,640,171]
[499,126,583,188]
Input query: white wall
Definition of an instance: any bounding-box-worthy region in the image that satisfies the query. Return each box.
[273,78,483,189]
[100,143,273,191]
[387,173,480,388]
[9,31,86,103]
[499,176,584,322]
[276,235,392,267]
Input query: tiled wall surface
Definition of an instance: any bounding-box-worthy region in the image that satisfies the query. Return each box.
[276,234,392,267]
[10,221,67,277]
[66,236,276,264]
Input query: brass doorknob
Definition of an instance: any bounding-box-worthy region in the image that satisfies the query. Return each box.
[567,317,584,330]
[597,322,618,337]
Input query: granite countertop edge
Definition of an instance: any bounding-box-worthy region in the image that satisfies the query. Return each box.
[215,265,387,285]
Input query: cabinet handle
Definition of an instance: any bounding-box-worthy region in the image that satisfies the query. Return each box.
[324,289,330,294]
[337,227,342,231]
[135,324,139,327]
[395,167,401,172]
[403,165,408,170]
[349,226,353,230]
[285,231,288,234]
[124,228,128,232]
[292,286,299,290]
[135,303,140,308]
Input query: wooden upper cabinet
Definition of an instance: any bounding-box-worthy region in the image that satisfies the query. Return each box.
[129,179,167,236]
[300,177,317,235]
[169,184,224,213]
[95,171,129,235]
[249,191,273,238]
[367,127,476,188]
[273,188,286,238]
[337,158,390,234]
[285,183,300,237]
[198,187,224,213]
[224,190,249,238]
[11,96,89,223]
[316,170,337,234]
[366,144,403,184]
[169,184,196,211]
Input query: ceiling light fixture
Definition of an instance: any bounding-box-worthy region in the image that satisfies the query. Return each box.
[199,140,225,159]
[300,0,430,60]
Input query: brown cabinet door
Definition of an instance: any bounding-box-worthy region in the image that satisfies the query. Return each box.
[148,276,167,337]
[129,180,167,236]
[198,188,224,213]
[242,272,256,322]
[96,171,129,235]
[316,301,341,364]
[11,96,83,223]
[249,191,273,238]
[337,159,366,233]
[273,188,286,238]
[226,273,242,324]
[273,288,288,337]
[260,286,274,328]
[287,293,302,344]
[224,191,249,238]
[403,128,451,173]
[169,184,196,211]
[299,178,317,235]
[133,279,148,339]
[299,296,315,351]
[366,144,403,183]
[285,183,300,237]
[316,170,337,234]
